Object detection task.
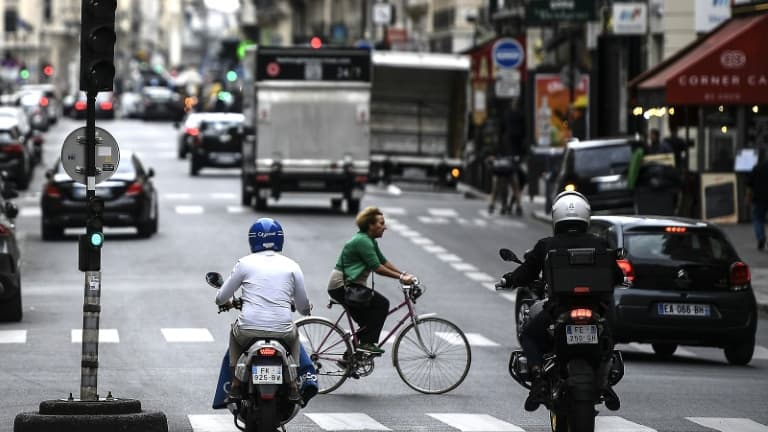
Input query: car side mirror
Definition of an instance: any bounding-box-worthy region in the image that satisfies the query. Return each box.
[4,201,18,219]
[206,272,224,288]
[147,168,155,178]
[616,248,627,259]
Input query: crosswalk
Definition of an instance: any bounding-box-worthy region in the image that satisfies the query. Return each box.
[1,327,767,361]
[187,413,768,431]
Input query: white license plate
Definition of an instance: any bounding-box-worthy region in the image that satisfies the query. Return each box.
[298,180,325,189]
[565,325,598,345]
[597,180,627,191]
[403,167,427,178]
[658,303,710,317]
[252,365,283,384]
[213,153,237,164]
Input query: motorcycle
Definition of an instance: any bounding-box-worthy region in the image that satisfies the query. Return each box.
[207,271,308,432]
[495,248,625,432]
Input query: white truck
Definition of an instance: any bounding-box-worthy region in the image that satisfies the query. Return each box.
[240,46,372,214]
[369,51,470,187]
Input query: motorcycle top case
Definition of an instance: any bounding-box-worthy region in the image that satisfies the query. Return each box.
[544,248,616,295]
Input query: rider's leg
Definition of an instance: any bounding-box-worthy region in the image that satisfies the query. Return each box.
[228,325,246,398]
[348,291,389,349]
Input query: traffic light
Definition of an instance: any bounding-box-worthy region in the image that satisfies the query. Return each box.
[78,197,104,271]
[80,0,117,92]
[18,63,29,80]
[42,63,54,77]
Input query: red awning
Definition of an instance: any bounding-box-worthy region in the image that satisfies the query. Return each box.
[629,13,768,105]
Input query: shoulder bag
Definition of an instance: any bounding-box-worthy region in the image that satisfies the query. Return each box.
[341,253,374,308]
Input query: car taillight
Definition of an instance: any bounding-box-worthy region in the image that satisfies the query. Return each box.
[354,175,368,184]
[258,347,277,356]
[617,259,634,283]
[40,96,49,107]
[125,182,143,196]
[74,101,86,111]
[730,261,750,291]
[100,101,113,111]
[570,308,593,323]
[2,143,24,153]
[44,184,61,198]
[186,127,199,137]
[0,224,10,236]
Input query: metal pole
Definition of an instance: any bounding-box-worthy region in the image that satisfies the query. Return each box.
[80,88,101,401]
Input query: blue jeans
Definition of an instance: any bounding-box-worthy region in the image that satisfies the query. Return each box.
[754,202,768,244]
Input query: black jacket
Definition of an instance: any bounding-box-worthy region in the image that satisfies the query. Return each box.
[504,232,625,290]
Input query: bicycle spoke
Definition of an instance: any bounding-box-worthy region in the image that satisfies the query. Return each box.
[295,318,352,394]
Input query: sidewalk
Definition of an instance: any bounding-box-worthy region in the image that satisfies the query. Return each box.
[457,182,768,318]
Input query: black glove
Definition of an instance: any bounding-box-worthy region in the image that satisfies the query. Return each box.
[502,272,516,288]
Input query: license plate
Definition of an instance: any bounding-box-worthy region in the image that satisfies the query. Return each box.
[565,325,598,345]
[298,180,325,189]
[597,180,627,191]
[252,365,282,384]
[403,167,427,178]
[213,153,238,164]
[658,303,710,317]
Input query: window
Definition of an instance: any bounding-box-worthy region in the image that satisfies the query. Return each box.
[573,144,632,177]
[624,229,737,262]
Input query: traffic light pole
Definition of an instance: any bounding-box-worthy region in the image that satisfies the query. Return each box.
[80,88,101,401]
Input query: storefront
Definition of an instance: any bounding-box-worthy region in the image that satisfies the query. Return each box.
[628,11,768,222]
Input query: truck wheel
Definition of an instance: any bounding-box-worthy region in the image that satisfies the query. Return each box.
[41,221,63,241]
[724,337,754,365]
[330,198,343,211]
[347,198,360,215]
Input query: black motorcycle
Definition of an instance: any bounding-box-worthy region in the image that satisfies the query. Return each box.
[496,248,625,432]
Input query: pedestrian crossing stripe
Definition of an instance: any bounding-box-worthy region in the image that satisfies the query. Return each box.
[0,330,26,343]
[161,328,215,342]
[185,414,768,431]
[175,205,204,214]
[71,329,119,343]
[465,272,496,282]
[410,236,434,245]
[451,262,478,272]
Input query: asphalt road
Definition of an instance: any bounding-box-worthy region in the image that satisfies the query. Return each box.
[0,117,767,432]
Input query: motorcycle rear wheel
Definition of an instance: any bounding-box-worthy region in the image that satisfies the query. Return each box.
[567,400,595,432]
[245,399,279,432]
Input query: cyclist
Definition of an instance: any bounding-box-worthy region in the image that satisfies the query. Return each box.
[327,206,416,354]
[216,218,311,401]
[500,191,624,411]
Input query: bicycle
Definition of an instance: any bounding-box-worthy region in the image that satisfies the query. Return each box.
[295,280,471,395]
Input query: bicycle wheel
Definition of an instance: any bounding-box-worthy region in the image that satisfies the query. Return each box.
[393,317,471,394]
[295,317,352,394]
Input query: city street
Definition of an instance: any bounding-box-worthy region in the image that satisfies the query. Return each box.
[1,118,768,432]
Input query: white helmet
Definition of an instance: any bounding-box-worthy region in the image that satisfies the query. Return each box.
[551,191,591,233]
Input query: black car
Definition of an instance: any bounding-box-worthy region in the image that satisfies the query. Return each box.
[189,113,245,176]
[0,176,21,321]
[553,138,638,212]
[0,119,33,190]
[41,152,159,240]
[588,215,758,365]
[140,86,184,121]
[71,91,116,119]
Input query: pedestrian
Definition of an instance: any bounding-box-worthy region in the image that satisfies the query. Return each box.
[662,125,688,169]
[215,218,312,401]
[746,148,768,250]
[489,99,526,216]
[646,128,673,155]
[327,206,417,354]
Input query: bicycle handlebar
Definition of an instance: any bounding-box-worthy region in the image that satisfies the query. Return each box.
[218,297,243,313]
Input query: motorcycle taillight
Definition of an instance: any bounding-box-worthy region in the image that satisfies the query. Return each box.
[258,347,277,356]
[570,308,593,323]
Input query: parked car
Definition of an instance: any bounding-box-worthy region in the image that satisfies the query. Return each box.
[71,91,116,119]
[41,151,159,240]
[16,91,50,132]
[552,138,638,212]
[176,112,241,159]
[588,215,758,365]
[140,86,184,121]
[0,118,33,190]
[0,175,21,322]
[0,106,38,164]
[118,91,142,118]
[189,113,245,176]
[20,83,62,125]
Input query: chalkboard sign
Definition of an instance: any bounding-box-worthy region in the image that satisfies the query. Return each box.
[700,173,738,223]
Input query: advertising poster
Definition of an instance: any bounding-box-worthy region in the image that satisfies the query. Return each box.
[534,74,589,147]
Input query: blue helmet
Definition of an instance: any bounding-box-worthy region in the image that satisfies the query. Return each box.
[248,218,284,252]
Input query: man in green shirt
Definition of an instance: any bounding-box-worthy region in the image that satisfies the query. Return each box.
[327,206,416,354]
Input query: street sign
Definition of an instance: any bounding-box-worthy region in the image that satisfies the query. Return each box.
[527,0,597,24]
[372,3,393,25]
[492,38,525,69]
[61,127,120,185]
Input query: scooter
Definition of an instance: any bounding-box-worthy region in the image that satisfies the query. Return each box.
[495,248,625,432]
[207,271,308,432]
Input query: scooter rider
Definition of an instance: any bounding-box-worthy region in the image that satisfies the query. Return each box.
[501,191,625,411]
[215,217,312,402]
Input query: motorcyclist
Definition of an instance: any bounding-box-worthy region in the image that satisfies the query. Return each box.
[215,218,312,402]
[501,191,625,411]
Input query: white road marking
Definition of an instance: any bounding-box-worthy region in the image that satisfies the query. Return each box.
[493,219,527,229]
[473,218,488,226]
[386,184,402,196]
[188,414,234,431]
[753,345,768,360]
[165,193,192,200]
[176,205,204,215]
[500,293,517,303]
[437,254,462,262]
[0,330,26,343]
[380,207,406,215]
[428,208,458,217]
[418,216,449,224]
[410,237,434,245]
[399,230,421,237]
[426,413,523,431]
[686,417,768,432]
[463,333,500,347]
[226,206,246,214]
[161,328,214,342]
[423,245,447,254]
[71,329,119,343]
[595,416,658,431]
[19,207,41,217]
[304,413,391,431]
[211,193,237,200]
[451,262,478,272]
[465,272,496,282]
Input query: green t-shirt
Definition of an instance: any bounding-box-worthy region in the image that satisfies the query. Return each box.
[335,232,387,281]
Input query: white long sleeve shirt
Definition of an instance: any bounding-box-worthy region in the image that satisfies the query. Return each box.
[216,250,310,332]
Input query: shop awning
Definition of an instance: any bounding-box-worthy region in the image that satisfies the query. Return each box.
[629,13,768,106]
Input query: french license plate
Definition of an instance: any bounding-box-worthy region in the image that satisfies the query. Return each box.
[658,303,710,317]
[565,325,598,345]
[298,180,326,189]
[252,365,283,384]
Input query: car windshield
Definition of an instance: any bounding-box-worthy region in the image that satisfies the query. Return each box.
[200,120,241,133]
[573,144,632,176]
[625,229,738,263]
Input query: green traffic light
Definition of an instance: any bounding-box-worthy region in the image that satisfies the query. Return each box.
[226,70,238,82]
[19,69,30,80]
[90,232,104,247]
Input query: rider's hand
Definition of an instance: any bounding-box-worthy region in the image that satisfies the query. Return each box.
[400,273,416,285]
[501,272,515,288]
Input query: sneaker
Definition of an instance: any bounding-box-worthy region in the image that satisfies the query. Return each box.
[357,342,385,354]
[524,377,547,412]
